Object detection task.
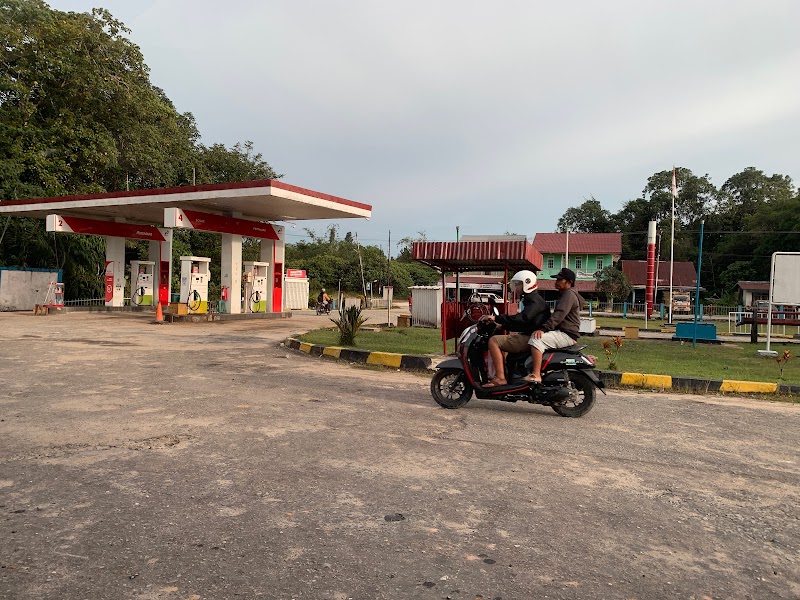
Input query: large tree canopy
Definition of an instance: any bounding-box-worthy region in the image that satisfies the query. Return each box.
[556,167,799,301]
[0,0,279,298]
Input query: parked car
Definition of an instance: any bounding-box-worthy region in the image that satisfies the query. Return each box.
[472,292,505,304]
[671,292,691,314]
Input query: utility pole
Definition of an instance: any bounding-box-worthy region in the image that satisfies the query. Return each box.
[387,230,391,325]
[356,233,367,306]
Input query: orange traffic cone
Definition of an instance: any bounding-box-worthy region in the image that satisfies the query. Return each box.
[153,302,164,324]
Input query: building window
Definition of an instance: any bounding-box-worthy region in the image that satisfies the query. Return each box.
[547,257,554,269]
[575,257,582,270]
[596,257,604,270]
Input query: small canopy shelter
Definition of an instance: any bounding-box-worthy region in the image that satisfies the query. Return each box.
[412,238,543,352]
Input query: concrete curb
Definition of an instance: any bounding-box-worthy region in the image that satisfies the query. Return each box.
[285,338,432,371]
[600,371,798,396]
[285,338,797,396]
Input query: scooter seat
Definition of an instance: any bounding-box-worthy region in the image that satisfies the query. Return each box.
[548,344,582,354]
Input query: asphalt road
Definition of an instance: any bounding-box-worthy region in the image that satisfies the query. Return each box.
[1,311,798,600]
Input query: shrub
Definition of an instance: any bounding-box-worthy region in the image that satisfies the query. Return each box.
[331,305,368,346]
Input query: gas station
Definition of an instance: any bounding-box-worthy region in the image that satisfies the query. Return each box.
[0,180,372,315]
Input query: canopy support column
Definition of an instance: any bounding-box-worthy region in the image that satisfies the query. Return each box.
[220,234,243,314]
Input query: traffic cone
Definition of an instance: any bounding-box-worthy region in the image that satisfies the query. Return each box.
[153,302,164,324]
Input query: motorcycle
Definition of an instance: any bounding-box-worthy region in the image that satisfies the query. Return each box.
[430,302,605,417]
[316,301,331,315]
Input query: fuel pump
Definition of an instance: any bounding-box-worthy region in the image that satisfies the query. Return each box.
[176,256,210,314]
[129,260,155,306]
[243,261,269,313]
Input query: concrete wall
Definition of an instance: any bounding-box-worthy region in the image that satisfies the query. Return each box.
[0,268,62,311]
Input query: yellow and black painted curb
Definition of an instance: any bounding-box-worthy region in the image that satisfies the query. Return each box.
[285,337,798,395]
[599,371,799,395]
[285,337,431,371]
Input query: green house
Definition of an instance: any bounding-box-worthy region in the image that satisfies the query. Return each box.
[532,233,622,298]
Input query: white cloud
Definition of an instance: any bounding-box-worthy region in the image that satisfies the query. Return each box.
[49,0,800,240]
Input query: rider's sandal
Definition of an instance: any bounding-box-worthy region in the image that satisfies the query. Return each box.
[522,374,542,384]
[483,380,507,388]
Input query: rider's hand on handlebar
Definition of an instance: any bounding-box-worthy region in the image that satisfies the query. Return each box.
[480,315,495,323]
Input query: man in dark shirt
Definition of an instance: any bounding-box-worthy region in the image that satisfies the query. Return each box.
[524,268,583,383]
[481,270,549,387]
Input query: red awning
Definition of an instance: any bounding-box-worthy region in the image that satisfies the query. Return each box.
[412,240,542,272]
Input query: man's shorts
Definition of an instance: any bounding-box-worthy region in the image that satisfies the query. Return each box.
[492,333,531,353]
[528,330,576,353]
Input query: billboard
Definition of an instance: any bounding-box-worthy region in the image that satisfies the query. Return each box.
[770,252,800,305]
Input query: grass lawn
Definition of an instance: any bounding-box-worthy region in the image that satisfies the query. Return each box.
[299,326,800,384]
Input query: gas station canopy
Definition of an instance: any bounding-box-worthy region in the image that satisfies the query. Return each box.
[0,179,372,224]
[412,240,543,272]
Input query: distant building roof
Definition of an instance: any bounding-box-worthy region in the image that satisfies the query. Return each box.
[533,233,622,255]
[736,281,770,291]
[621,260,697,288]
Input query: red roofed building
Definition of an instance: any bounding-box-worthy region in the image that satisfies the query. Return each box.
[620,260,698,304]
[532,233,622,298]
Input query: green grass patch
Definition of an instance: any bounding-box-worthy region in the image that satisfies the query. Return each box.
[580,337,799,384]
[298,326,800,384]
[299,326,446,355]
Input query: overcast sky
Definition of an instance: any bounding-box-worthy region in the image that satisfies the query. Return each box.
[51,0,800,250]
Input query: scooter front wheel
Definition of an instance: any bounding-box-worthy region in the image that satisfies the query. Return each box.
[430,369,473,409]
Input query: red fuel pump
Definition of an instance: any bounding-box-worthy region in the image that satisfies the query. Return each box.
[104,261,114,303]
[272,262,283,312]
[158,260,170,305]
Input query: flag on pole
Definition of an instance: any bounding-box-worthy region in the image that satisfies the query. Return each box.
[672,167,678,199]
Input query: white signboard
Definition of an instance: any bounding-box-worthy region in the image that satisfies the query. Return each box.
[761,252,800,355]
[771,252,800,304]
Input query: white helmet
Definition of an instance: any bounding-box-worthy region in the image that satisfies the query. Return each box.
[510,270,538,293]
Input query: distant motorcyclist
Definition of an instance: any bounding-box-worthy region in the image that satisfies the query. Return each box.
[481,270,549,387]
[316,289,332,314]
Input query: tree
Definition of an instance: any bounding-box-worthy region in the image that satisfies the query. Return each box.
[0,1,282,298]
[595,266,632,307]
[557,198,614,233]
[195,141,280,184]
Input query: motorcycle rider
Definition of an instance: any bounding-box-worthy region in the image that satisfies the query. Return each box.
[481,270,549,387]
[317,288,331,311]
[524,267,583,383]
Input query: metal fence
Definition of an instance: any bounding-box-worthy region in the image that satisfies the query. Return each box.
[586,302,740,319]
[727,311,800,336]
[63,298,105,307]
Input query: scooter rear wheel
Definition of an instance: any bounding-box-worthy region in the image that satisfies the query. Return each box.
[551,371,596,418]
[431,369,473,409]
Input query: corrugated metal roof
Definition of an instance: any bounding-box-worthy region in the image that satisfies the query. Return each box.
[412,240,542,272]
[736,281,770,291]
[621,260,697,287]
[533,233,622,254]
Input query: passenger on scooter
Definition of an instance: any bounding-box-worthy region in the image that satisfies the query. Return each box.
[524,267,583,383]
[318,289,331,311]
[480,270,549,388]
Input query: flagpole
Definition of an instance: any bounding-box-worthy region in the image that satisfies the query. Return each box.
[668,167,676,325]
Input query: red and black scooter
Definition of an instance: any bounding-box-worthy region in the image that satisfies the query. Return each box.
[430,303,605,417]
